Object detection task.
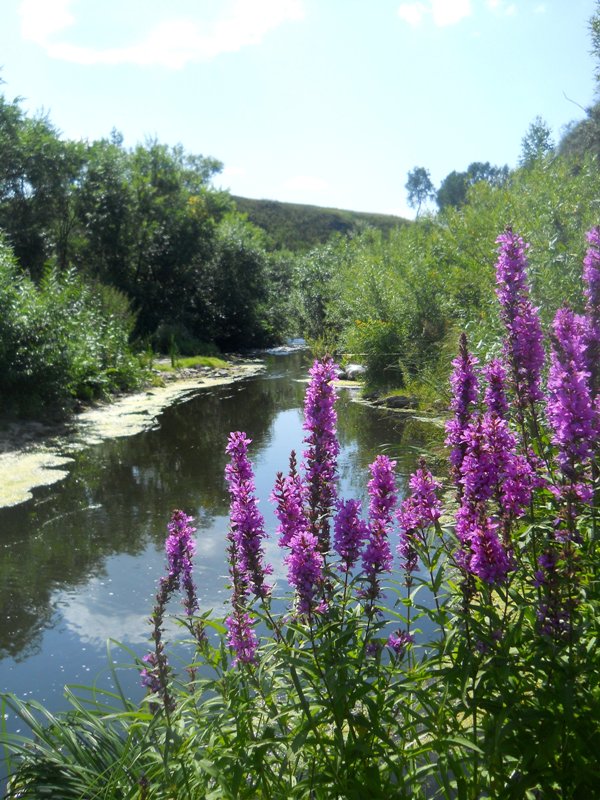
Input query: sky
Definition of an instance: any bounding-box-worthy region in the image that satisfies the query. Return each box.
[0,0,597,218]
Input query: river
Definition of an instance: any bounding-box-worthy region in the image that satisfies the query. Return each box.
[0,348,435,784]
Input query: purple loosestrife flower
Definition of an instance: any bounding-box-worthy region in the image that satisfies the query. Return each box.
[583,227,600,397]
[302,358,340,551]
[165,509,199,617]
[333,498,369,572]
[362,455,397,602]
[468,515,512,584]
[495,229,545,408]
[140,652,162,694]
[271,452,308,549]
[397,458,442,580]
[547,308,597,478]
[285,530,325,616]
[484,359,509,419]
[445,333,479,483]
[225,431,272,599]
[226,534,260,666]
[141,508,201,708]
[455,414,519,583]
[226,610,259,666]
[387,630,414,660]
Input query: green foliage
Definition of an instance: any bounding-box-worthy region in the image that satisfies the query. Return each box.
[0,237,143,416]
[296,148,600,396]
[519,115,555,167]
[232,195,406,252]
[437,162,509,210]
[405,166,436,216]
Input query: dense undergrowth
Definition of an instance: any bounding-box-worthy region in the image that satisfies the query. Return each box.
[0,238,145,416]
[295,154,600,400]
[2,227,600,799]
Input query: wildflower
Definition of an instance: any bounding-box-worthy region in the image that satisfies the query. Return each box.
[271,451,308,549]
[468,515,513,584]
[362,455,397,602]
[583,226,600,396]
[225,431,272,599]
[397,458,442,579]
[165,509,199,617]
[495,229,545,408]
[302,358,340,551]
[445,333,479,482]
[140,652,161,694]
[387,629,413,659]
[141,508,200,708]
[225,610,259,666]
[483,358,509,419]
[225,534,260,666]
[547,307,597,477]
[333,498,369,572]
[285,529,324,616]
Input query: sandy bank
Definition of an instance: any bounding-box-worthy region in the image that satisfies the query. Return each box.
[0,359,265,508]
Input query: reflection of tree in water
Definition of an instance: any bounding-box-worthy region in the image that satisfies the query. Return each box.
[0,358,303,662]
[336,391,445,501]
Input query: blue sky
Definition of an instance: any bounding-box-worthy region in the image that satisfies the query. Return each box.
[0,0,597,218]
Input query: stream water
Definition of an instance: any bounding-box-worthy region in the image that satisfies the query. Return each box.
[0,348,435,785]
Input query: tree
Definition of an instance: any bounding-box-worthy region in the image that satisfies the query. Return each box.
[405,166,435,216]
[437,162,509,210]
[519,116,554,167]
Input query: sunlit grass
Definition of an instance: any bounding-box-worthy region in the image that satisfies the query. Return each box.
[153,355,229,372]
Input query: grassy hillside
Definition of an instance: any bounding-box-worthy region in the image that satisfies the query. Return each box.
[232,195,408,251]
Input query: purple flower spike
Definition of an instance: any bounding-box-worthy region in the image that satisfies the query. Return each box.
[445,333,479,482]
[226,611,259,666]
[334,498,369,572]
[165,509,198,616]
[583,226,600,397]
[225,432,272,599]
[397,458,442,579]
[469,516,513,584]
[285,530,324,616]
[271,453,308,549]
[302,358,340,551]
[494,229,545,409]
[362,455,397,602]
[547,307,597,476]
[484,359,509,419]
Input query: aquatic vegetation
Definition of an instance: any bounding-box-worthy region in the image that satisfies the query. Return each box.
[2,229,600,799]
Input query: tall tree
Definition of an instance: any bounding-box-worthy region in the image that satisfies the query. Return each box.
[405,166,435,216]
[519,116,554,167]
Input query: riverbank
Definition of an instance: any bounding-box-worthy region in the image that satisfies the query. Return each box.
[0,357,265,508]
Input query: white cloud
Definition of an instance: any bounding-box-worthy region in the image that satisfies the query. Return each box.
[534,4,547,13]
[431,0,471,26]
[397,0,471,28]
[19,0,74,43]
[19,0,305,69]
[397,2,428,27]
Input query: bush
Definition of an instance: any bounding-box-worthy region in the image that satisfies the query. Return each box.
[0,238,144,416]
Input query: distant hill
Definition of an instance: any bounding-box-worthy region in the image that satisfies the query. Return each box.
[232,196,408,252]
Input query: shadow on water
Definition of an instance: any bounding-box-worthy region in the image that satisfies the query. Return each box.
[0,349,441,786]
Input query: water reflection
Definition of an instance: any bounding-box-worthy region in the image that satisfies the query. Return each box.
[0,351,434,708]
